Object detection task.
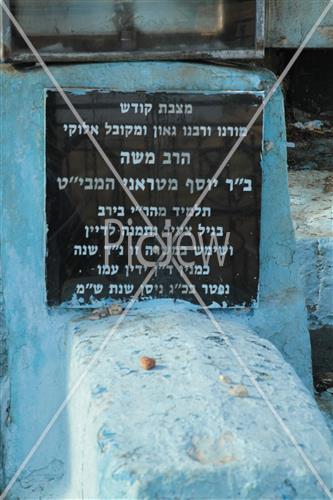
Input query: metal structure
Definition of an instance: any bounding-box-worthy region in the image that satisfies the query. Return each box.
[266,0,333,48]
[1,0,265,62]
[3,0,333,62]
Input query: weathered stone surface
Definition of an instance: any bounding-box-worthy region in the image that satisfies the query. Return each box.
[1,62,316,497]
[67,302,332,499]
[289,170,333,330]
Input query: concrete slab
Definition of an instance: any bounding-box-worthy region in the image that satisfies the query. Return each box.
[64,302,332,499]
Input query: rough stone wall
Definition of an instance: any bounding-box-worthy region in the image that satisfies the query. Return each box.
[0,241,9,491]
[289,170,333,330]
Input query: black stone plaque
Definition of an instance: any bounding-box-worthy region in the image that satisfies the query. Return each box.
[46,90,263,307]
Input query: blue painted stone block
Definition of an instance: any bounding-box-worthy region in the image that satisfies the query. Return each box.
[0,62,320,497]
[67,302,332,499]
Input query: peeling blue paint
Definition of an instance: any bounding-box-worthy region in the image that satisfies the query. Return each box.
[1,62,317,497]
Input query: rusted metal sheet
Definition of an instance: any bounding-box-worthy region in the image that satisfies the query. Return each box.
[266,0,333,48]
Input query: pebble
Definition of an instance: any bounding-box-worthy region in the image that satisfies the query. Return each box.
[219,374,232,384]
[140,356,156,370]
[107,304,123,315]
[89,303,123,320]
[229,384,248,398]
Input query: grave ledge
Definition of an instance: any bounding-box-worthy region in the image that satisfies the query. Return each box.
[62,301,332,499]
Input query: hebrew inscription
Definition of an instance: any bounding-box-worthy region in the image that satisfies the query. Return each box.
[46,90,263,307]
